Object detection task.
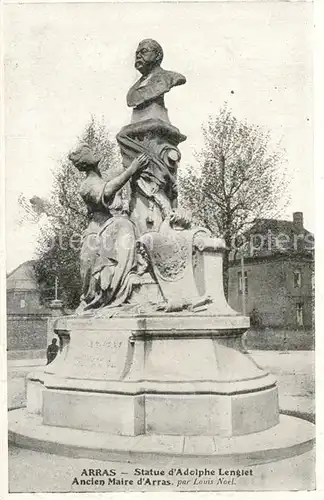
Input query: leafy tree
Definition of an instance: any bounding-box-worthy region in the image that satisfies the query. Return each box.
[179,104,289,297]
[25,117,121,309]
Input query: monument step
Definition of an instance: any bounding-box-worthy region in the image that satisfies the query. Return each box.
[8,408,314,467]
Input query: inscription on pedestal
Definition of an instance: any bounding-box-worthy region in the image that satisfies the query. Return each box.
[65,330,131,380]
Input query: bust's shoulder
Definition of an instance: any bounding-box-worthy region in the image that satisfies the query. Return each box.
[127,66,186,107]
[152,67,186,87]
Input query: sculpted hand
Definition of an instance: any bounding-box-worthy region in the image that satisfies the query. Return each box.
[132,153,150,172]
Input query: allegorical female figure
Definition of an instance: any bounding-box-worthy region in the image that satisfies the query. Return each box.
[68,144,149,313]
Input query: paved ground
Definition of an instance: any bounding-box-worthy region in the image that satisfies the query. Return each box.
[7,358,46,410]
[251,350,315,419]
[7,350,315,492]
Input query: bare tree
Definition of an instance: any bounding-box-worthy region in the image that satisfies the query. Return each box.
[179,105,289,297]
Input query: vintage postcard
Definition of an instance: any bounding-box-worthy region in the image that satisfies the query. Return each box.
[2,0,316,494]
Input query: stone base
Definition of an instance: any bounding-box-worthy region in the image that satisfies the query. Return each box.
[26,374,44,414]
[8,409,314,467]
[43,391,146,435]
[41,387,278,437]
[26,312,281,437]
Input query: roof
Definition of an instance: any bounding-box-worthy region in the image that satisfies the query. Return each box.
[248,218,313,237]
[230,216,314,261]
[6,260,38,291]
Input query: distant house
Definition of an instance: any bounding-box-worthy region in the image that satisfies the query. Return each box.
[228,212,314,329]
[7,261,51,351]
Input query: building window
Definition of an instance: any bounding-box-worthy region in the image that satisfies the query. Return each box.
[238,271,248,295]
[293,270,302,288]
[296,303,304,327]
[20,299,26,308]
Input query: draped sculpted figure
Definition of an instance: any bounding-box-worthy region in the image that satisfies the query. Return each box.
[68,144,149,313]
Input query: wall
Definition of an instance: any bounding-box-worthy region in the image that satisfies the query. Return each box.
[7,315,49,350]
[7,289,46,315]
[7,262,51,351]
[228,256,313,328]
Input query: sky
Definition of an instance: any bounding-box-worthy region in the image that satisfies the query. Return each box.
[4,1,313,272]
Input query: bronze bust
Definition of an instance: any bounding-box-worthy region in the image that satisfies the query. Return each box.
[127,39,186,110]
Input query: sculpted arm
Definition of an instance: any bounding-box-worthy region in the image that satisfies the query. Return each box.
[103,154,150,200]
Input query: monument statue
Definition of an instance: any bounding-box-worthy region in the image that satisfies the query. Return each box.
[68,144,149,313]
[126,38,186,123]
[117,39,187,235]
[71,41,231,315]
[13,40,313,479]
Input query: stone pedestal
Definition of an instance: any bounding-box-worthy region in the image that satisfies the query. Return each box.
[29,312,279,437]
[116,118,186,234]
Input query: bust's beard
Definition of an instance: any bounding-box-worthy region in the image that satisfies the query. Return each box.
[135,60,157,76]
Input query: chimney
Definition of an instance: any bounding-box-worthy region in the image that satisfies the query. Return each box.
[293,212,304,230]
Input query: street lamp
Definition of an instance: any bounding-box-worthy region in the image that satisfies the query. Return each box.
[54,276,59,301]
[237,242,249,316]
[240,252,246,315]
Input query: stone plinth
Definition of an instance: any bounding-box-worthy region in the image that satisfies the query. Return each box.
[131,102,171,124]
[29,312,279,437]
[117,118,186,147]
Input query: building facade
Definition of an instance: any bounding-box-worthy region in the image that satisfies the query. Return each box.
[7,261,51,351]
[228,212,314,329]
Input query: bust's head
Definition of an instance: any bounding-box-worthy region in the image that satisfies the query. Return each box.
[135,39,164,76]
